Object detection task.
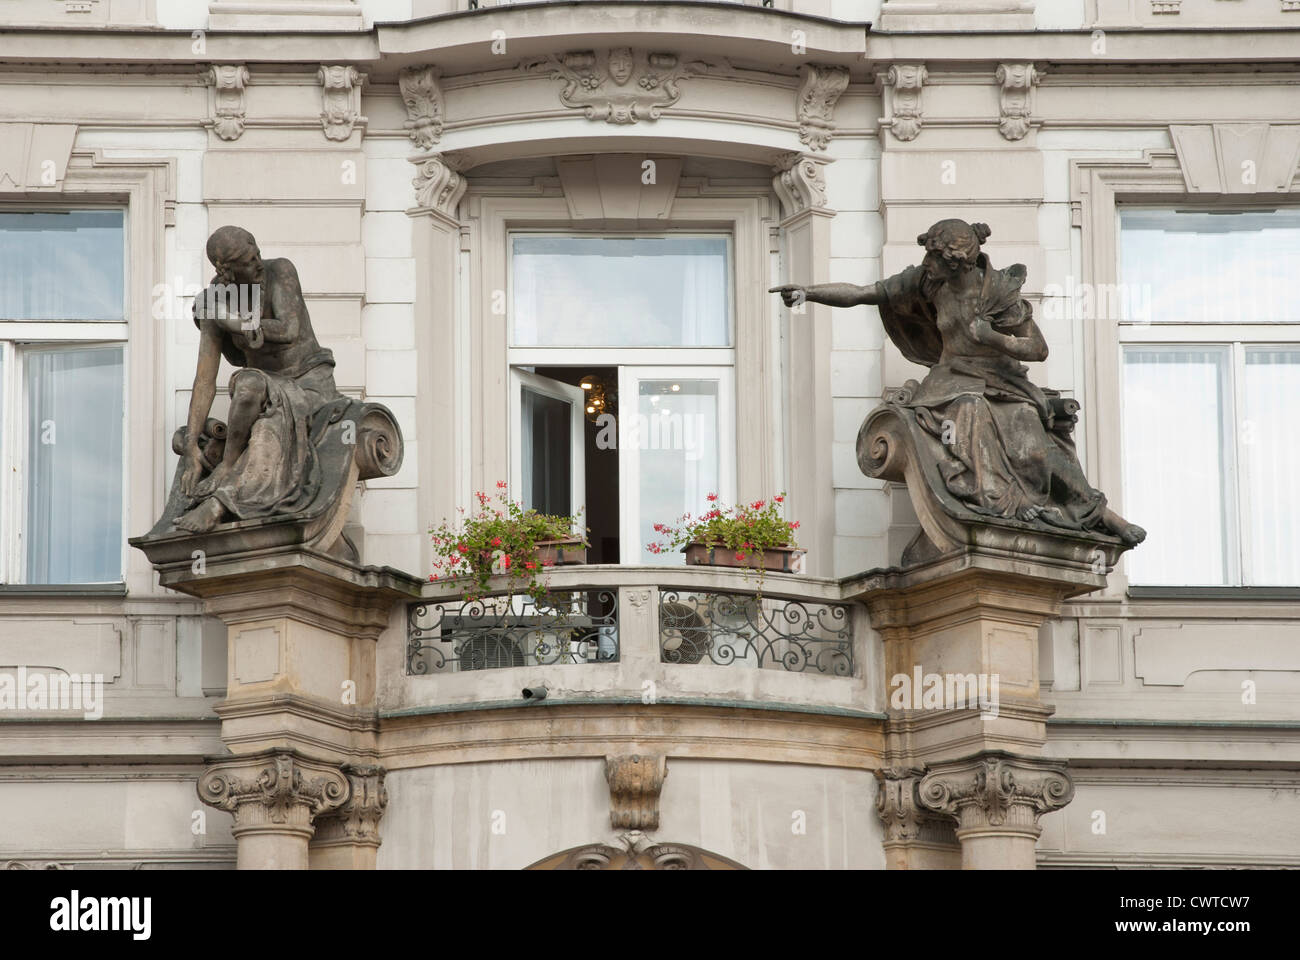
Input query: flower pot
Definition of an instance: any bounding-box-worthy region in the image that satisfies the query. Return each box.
[535,539,588,567]
[682,542,805,574]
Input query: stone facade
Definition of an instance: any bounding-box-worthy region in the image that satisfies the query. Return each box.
[1,0,1298,869]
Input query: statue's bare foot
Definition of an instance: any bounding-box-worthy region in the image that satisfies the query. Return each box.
[1101,508,1146,545]
[176,497,225,533]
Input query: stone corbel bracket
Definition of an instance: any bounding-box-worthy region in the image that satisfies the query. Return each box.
[318,64,366,141]
[917,752,1074,838]
[875,766,957,846]
[410,151,469,219]
[399,66,443,150]
[204,64,250,141]
[312,763,389,849]
[797,64,851,152]
[857,400,1127,571]
[772,151,833,218]
[996,63,1040,141]
[605,754,668,830]
[884,64,927,142]
[198,749,350,839]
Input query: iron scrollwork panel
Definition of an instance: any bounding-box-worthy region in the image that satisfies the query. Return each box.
[408,590,619,674]
[659,590,852,675]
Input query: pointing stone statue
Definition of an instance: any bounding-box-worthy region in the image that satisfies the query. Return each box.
[773,218,1144,566]
[133,226,401,563]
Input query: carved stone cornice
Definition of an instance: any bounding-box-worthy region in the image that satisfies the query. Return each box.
[399,66,443,149]
[605,754,667,830]
[796,64,850,152]
[205,64,250,142]
[411,151,468,217]
[886,64,927,142]
[772,152,831,218]
[317,64,365,141]
[917,752,1074,837]
[198,749,349,838]
[526,48,708,124]
[996,63,1039,141]
[312,763,388,848]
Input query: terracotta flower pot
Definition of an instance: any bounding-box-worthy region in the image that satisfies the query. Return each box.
[682,542,805,574]
[535,539,588,567]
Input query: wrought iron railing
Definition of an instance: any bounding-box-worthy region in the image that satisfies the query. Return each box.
[658,589,853,675]
[407,589,619,674]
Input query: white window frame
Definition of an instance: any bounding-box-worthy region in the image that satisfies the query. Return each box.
[0,203,129,585]
[1117,205,1300,587]
[509,366,586,528]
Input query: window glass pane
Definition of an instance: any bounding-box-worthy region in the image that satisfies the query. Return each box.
[512,236,730,347]
[636,378,720,565]
[1119,209,1300,323]
[25,345,124,583]
[1122,347,1231,585]
[521,385,572,518]
[1242,348,1300,585]
[0,210,125,320]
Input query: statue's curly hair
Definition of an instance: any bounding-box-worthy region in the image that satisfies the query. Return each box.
[917,219,990,264]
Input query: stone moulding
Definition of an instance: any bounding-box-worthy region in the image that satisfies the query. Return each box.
[856,399,1125,572]
[797,63,851,151]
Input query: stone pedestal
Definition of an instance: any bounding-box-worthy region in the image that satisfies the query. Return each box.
[848,545,1101,869]
[137,544,420,869]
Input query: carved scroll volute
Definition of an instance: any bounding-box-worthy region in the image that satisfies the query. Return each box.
[411,152,468,217]
[605,754,668,830]
[772,152,831,218]
[399,66,443,149]
[197,750,350,836]
[208,64,250,141]
[797,64,850,152]
[917,753,1074,834]
[886,64,927,142]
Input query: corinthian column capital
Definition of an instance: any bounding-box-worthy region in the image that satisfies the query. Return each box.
[313,763,389,848]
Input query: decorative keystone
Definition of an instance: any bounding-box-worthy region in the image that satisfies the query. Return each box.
[605,754,668,830]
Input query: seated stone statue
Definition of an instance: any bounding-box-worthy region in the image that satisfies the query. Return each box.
[773,218,1145,557]
[136,226,401,561]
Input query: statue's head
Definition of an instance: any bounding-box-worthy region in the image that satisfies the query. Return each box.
[917,219,990,282]
[206,226,263,285]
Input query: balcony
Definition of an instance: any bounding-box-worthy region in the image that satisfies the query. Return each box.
[392,563,876,717]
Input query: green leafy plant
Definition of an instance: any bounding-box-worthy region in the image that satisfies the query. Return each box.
[647,493,800,596]
[430,482,588,606]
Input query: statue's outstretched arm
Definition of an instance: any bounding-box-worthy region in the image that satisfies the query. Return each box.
[770,281,884,309]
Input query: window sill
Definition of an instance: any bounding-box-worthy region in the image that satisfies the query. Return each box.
[1127,586,1300,601]
[0,583,127,597]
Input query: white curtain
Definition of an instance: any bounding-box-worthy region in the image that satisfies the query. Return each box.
[1122,347,1229,585]
[0,211,124,321]
[25,346,124,583]
[1243,348,1300,585]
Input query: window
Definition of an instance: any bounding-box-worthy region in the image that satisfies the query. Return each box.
[1119,209,1300,586]
[508,233,736,564]
[0,209,126,585]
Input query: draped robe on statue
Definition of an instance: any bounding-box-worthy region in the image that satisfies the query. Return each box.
[875,255,1109,532]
